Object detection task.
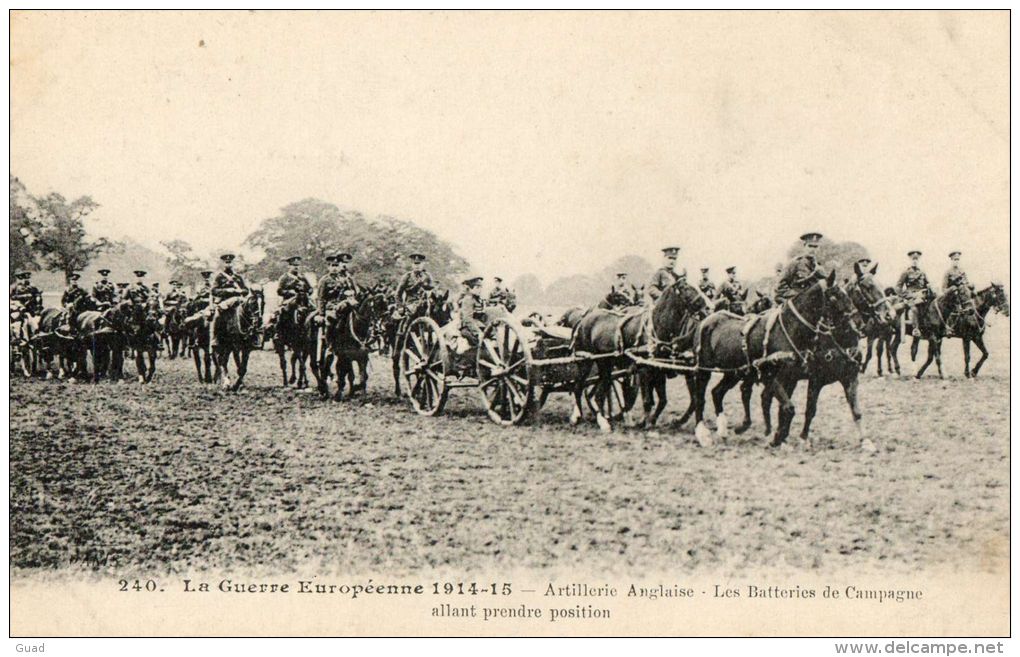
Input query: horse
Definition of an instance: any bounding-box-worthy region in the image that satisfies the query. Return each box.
[758,264,895,450]
[597,289,639,311]
[909,286,972,379]
[273,289,314,388]
[33,296,98,380]
[210,289,264,391]
[163,304,188,359]
[859,287,905,377]
[390,289,454,397]
[692,271,868,448]
[10,301,39,377]
[319,291,389,401]
[570,278,708,431]
[112,299,163,383]
[954,283,1010,378]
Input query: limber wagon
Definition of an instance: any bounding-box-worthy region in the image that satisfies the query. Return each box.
[397,306,639,426]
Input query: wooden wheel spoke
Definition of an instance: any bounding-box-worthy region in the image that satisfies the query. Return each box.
[477,357,499,373]
[482,339,502,367]
[509,373,530,388]
[480,376,501,389]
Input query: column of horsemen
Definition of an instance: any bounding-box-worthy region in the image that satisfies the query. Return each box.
[9,230,1003,385]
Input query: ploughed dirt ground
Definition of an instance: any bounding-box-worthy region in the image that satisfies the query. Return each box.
[10,323,1009,578]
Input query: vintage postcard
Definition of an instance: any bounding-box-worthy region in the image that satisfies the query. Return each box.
[8,10,1010,639]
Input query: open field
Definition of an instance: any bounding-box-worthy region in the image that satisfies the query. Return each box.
[10,322,1009,578]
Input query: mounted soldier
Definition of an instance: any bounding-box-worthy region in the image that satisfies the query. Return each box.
[92,269,117,309]
[942,251,972,293]
[315,252,358,328]
[645,246,681,304]
[127,270,151,306]
[116,282,131,302]
[606,272,640,309]
[717,266,745,313]
[775,232,826,301]
[10,271,42,315]
[60,272,90,335]
[897,250,932,338]
[698,267,717,300]
[210,253,249,345]
[150,282,164,310]
[163,280,189,310]
[395,253,435,315]
[268,255,314,329]
[488,276,516,311]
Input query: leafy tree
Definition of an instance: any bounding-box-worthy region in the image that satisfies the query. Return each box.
[32,192,113,284]
[160,239,204,286]
[9,176,40,276]
[244,198,471,289]
[510,273,544,305]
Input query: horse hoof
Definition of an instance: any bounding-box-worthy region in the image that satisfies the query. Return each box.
[734,422,751,435]
[569,406,582,426]
[694,422,713,448]
[137,376,144,384]
[595,414,612,433]
[715,412,729,439]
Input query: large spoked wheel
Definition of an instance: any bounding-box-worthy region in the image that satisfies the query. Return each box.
[584,368,638,422]
[476,318,536,426]
[400,317,449,416]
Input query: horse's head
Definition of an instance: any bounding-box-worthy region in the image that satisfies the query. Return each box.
[10,300,26,321]
[847,262,897,326]
[748,290,773,315]
[819,271,865,334]
[987,282,1010,318]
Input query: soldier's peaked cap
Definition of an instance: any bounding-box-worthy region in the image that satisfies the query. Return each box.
[116,282,129,287]
[284,256,302,263]
[170,280,181,285]
[908,250,922,257]
[949,251,962,258]
[16,271,30,277]
[616,272,628,277]
[662,246,680,256]
[463,275,483,286]
[68,273,81,280]
[220,252,235,260]
[133,270,147,277]
[97,268,111,275]
[200,270,213,277]
[334,252,352,263]
[700,267,709,273]
[409,253,426,261]
[726,266,737,273]
[800,232,823,244]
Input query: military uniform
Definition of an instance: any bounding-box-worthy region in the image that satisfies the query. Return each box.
[396,269,435,303]
[645,267,679,303]
[10,278,42,314]
[278,271,313,303]
[942,265,969,292]
[608,281,640,307]
[211,269,248,306]
[127,281,151,306]
[698,277,717,300]
[92,279,117,306]
[458,289,486,347]
[897,266,930,300]
[718,278,744,304]
[488,282,517,311]
[316,270,357,318]
[61,281,89,308]
[775,254,825,301]
[163,287,189,309]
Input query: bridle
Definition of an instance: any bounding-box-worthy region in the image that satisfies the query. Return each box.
[777,281,861,366]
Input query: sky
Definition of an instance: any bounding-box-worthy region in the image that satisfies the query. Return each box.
[10,10,1009,287]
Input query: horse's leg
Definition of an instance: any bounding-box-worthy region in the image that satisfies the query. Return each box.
[693,371,714,446]
[357,354,369,393]
[590,361,613,432]
[650,373,670,427]
[910,335,920,362]
[637,370,655,428]
[916,340,935,379]
[860,336,874,374]
[391,349,402,397]
[971,336,989,377]
[875,337,884,377]
[961,338,972,378]
[231,350,249,392]
[332,352,345,402]
[710,373,740,439]
[734,376,754,434]
[799,378,822,448]
[145,347,157,383]
[768,374,797,447]
[134,348,146,384]
[842,374,874,452]
[277,344,289,386]
[570,361,593,426]
[890,331,901,375]
[934,339,944,379]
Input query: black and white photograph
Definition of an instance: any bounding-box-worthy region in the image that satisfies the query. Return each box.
[8,9,1010,640]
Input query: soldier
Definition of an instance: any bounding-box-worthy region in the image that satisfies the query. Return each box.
[645,247,681,303]
[698,267,717,299]
[315,254,358,325]
[10,271,42,314]
[775,232,826,302]
[150,282,163,310]
[718,266,745,310]
[769,262,784,302]
[61,273,89,334]
[163,280,189,310]
[896,250,932,338]
[268,256,314,328]
[942,251,971,292]
[395,253,435,308]
[127,270,151,306]
[116,282,131,302]
[92,269,117,308]
[608,272,640,308]
[459,276,486,347]
[211,253,248,309]
[488,276,516,311]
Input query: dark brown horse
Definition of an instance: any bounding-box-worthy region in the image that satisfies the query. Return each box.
[319,291,389,401]
[570,278,707,431]
[909,286,972,379]
[954,283,1009,378]
[859,287,905,377]
[273,289,314,388]
[211,290,264,391]
[692,271,868,447]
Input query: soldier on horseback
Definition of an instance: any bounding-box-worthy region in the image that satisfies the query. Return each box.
[897,250,932,338]
[116,282,130,302]
[60,273,90,335]
[127,270,151,306]
[718,266,745,312]
[10,271,42,315]
[395,253,435,316]
[645,246,681,303]
[488,276,517,311]
[942,251,972,292]
[267,255,314,331]
[698,267,717,300]
[150,282,163,310]
[315,253,358,328]
[606,272,640,309]
[163,280,189,310]
[775,232,826,301]
[92,269,116,309]
[210,254,248,346]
